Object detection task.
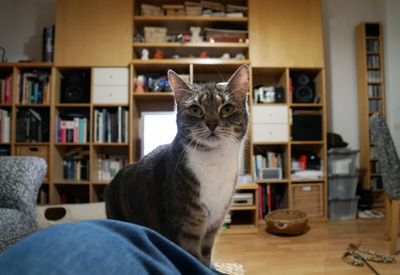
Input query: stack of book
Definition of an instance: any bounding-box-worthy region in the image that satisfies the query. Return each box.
[94,107,128,143]
[0,109,10,142]
[253,151,283,180]
[97,154,128,181]
[63,147,89,181]
[18,71,50,104]
[258,184,284,219]
[0,75,12,104]
[55,114,89,143]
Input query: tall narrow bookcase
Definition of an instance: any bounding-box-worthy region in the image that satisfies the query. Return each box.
[355,22,386,211]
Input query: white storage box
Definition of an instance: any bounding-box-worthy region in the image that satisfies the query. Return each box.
[93,67,129,104]
[232,193,254,207]
[252,123,288,142]
[93,68,129,86]
[328,196,359,220]
[328,174,359,198]
[252,105,288,124]
[93,86,129,104]
[328,148,359,175]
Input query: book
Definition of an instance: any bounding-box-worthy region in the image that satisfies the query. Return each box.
[42,25,55,62]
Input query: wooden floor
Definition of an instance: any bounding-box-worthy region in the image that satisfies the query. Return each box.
[213,219,400,275]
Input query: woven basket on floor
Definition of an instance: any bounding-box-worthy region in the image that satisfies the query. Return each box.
[265,209,308,235]
[214,263,246,275]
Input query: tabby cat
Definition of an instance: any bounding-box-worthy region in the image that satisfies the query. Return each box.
[104,65,249,267]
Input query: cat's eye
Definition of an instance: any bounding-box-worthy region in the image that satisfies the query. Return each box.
[189,105,203,117]
[221,104,235,116]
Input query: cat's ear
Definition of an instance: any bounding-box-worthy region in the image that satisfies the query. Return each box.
[168,70,191,104]
[226,64,249,102]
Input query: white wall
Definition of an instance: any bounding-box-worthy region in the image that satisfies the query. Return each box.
[321,0,385,150]
[0,0,56,62]
[384,0,400,154]
[322,0,400,154]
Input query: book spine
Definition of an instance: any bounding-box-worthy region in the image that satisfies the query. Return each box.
[94,109,98,142]
[73,117,79,143]
[79,118,84,143]
[5,76,11,104]
[118,106,122,143]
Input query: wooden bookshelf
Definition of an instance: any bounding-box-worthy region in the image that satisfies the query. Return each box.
[355,22,386,210]
[2,0,328,232]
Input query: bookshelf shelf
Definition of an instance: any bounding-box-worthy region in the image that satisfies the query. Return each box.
[92,143,129,146]
[236,183,258,190]
[92,104,129,107]
[55,143,91,146]
[290,141,324,145]
[16,104,51,107]
[219,224,258,235]
[230,206,257,211]
[53,180,91,185]
[255,180,289,184]
[290,178,325,183]
[133,42,248,48]
[55,103,91,108]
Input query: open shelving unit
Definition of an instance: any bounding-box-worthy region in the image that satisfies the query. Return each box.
[2,0,328,233]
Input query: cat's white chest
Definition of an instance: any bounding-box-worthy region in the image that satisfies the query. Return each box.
[186,141,240,226]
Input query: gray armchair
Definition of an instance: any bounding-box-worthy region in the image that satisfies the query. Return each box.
[0,156,47,253]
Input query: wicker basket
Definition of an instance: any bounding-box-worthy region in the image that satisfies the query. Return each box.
[265,209,308,235]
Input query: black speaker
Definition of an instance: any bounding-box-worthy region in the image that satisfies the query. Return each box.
[274,86,285,103]
[292,115,322,141]
[61,71,90,103]
[292,72,315,103]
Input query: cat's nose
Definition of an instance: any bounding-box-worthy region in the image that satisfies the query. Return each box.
[206,120,219,131]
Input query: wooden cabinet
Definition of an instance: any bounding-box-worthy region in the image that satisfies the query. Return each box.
[355,22,386,211]
[54,0,133,66]
[249,0,324,68]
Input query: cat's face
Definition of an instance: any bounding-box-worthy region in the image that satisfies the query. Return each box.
[168,65,249,150]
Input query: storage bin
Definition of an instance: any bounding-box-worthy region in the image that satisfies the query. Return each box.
[328,174,359,198]
[185,6,202,16]
[328,196,359,220]
[328,148,359,175]
[291,184,323,217]
[144,27,167,43]
[162,5,185,16]
[141,4,162,16]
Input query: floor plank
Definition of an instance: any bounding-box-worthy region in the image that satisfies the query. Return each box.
[213,218,400,274]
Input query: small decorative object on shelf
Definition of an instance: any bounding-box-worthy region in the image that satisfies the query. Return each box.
[190,26,202,42]
[153,49,164,59]
[141,49,149,60]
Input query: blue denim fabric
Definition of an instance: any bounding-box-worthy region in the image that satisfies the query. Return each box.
[0,220,222,275]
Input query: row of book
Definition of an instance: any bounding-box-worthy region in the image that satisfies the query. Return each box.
[370,176,383,189]
[253,152,283,179]
[97,154,128,181]
[367,84,382,97]
[18,71,50,104]
[258,184,284,219]
[55,114,89,143]
[0,76,12,104]
[370,160,380,174]
[366,40,380,52]
[16,108,49,142]
[368,99,382,112]
[367,55,380,67]
[94,107,129,143]
[0,109,11,142]
[63,147,89,180]
[367,70,382,83]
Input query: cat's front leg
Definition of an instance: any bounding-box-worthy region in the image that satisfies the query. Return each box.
[176,205,209,265]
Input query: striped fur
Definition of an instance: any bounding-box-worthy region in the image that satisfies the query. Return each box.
[105,65,249,267]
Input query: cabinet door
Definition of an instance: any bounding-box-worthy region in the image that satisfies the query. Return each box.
[249,0,324,68]
[55,0,132,66]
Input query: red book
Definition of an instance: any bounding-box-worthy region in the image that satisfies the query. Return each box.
[5,76,12,104]
[258,184,263,220]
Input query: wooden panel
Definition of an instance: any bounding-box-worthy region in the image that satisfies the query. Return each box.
[54,0,132,66]
[249,0,324,67]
